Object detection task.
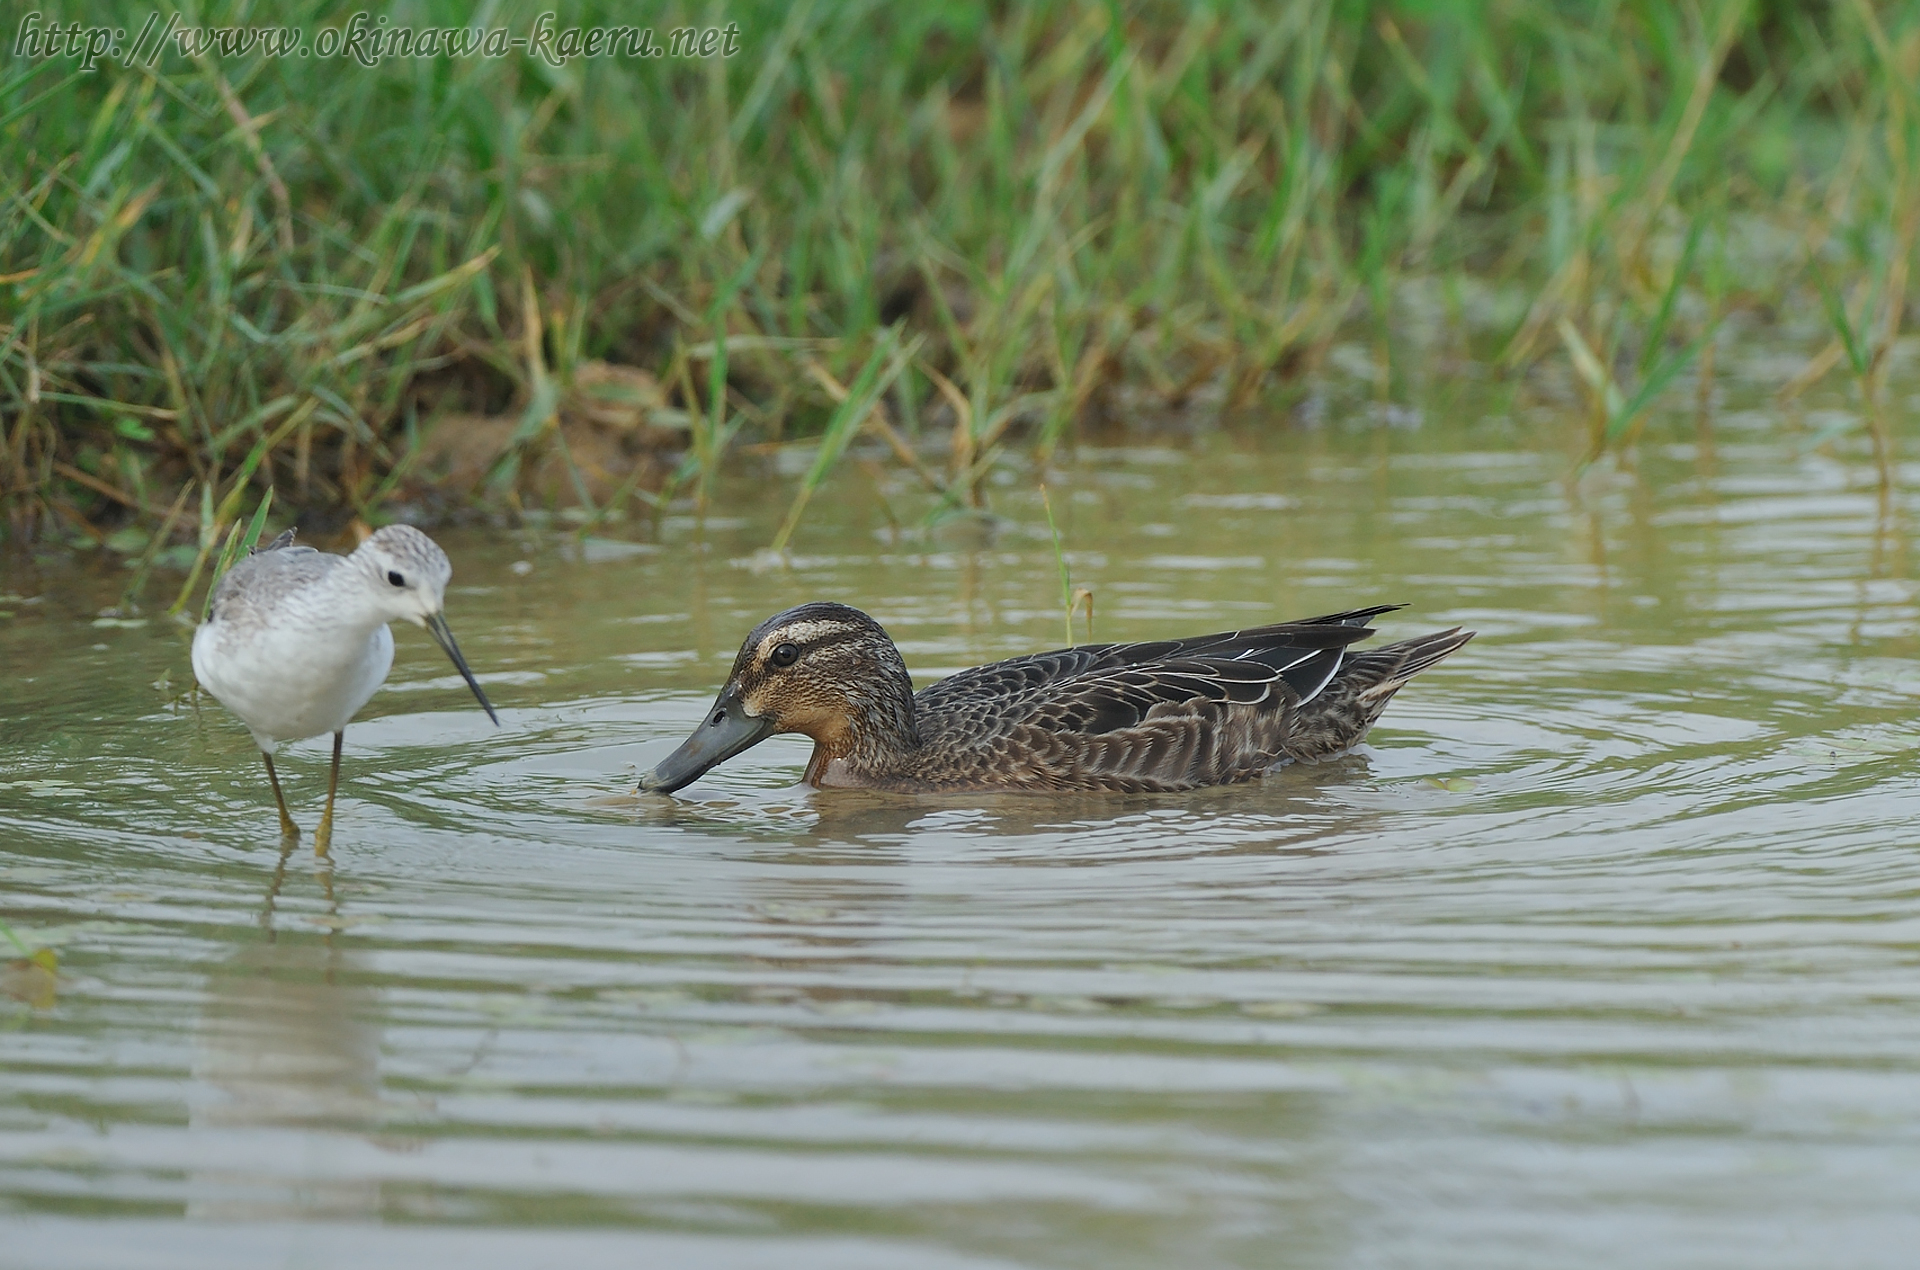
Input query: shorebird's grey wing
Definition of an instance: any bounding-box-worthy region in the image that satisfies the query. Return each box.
[206,542,335,625]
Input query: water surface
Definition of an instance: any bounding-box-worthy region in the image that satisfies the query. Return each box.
[7,398,1920,1268]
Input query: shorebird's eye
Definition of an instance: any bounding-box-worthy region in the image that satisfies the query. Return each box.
[387,570,406,587]
[770,642,799,668]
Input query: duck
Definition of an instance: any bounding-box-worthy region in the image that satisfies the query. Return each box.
[638,602,1471,795]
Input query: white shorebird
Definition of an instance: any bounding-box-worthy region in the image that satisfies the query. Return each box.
[191,524,498,852]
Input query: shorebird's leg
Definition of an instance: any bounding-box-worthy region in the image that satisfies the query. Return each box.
[313,731,344,857]
[262,752,300,841]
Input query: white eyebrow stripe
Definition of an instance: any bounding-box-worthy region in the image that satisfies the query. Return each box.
[755,620,852,661]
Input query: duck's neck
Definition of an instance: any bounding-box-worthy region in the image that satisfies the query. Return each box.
[804,653,920,784]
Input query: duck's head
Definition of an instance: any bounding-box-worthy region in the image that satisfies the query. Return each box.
[639,602,916,794]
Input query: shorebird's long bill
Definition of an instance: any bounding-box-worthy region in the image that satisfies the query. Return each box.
[638,691,776,794]
[426,611,500,725]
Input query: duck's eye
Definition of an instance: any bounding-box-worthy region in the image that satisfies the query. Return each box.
[387,570,406,588]
[770,642,800,668]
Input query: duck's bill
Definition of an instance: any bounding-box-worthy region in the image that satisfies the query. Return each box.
[426,611,500,725]
[639,693,776,794]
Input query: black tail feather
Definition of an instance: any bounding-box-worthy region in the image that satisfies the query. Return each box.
[1297,604,1406,629]
[1282,626,1474,762]
[1352,627,1475,688]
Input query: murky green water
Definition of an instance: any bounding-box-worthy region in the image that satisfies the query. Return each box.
[7,398,1920,1268]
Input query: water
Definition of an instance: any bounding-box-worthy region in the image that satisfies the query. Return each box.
[7,400,1920,1268]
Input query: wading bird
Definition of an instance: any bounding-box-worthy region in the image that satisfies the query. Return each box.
[191,525,498,851]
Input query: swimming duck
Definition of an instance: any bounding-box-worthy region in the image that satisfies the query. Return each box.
[639,602,1471,794]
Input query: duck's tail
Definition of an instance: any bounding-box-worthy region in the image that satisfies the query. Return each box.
[1282,626,1475,762]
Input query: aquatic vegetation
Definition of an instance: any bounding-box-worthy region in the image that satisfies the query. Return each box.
[0,919,57,1011]
[1041,483,1093,645]
[2,0,1916,555]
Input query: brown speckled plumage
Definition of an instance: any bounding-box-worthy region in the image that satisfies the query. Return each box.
[639,602,1473,795]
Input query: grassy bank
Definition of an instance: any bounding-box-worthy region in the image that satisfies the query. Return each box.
[3,1,1918,574]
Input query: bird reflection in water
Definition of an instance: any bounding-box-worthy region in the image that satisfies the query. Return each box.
[186,845,393,1221]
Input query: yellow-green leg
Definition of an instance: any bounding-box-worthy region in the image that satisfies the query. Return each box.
[313,731,344,857]
[262,751,300,840]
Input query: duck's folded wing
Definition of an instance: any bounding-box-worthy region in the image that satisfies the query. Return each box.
[913,644,1119,712]
[914,610,1389,719]
[1009,646,1339,732]
[925,662,1301,791]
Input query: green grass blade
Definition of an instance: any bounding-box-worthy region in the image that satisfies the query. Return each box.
[1041,483,1074,647]
[1640,218,1703,375]
[1815,270,1869,378]
[769,328,912,553]
[197,487,274,622]
[1606,332,1714,443]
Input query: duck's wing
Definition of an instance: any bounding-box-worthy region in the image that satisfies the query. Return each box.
[915,606,1400,718]
[910,609,1401,789]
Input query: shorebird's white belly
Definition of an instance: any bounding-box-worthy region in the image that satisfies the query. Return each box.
[192,618,395,751]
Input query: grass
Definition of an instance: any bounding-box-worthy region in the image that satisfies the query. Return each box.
[1040,482,1093,645]
[3,1,1918,583]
